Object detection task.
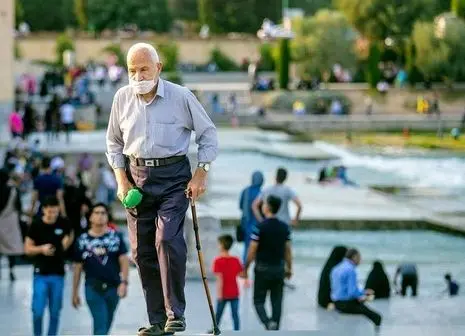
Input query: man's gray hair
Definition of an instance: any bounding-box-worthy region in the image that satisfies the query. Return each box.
[127,43,160,64]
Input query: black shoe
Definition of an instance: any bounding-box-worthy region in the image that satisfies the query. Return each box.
[9,272,16,281]
[138,322,174,336]
[165,317,186,333]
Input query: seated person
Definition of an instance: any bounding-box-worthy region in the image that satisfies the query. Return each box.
[365,261,391,299]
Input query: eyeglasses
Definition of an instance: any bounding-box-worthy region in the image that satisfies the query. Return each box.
[92,211,107,215]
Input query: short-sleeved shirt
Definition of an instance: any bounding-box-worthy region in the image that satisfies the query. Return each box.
[251,217,291,266]
[75,230,128,286]
[257,185,297,224]
[33,173,63,204]
[27,218,71,276]
[212,256,243,299]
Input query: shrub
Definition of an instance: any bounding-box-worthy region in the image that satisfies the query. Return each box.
[209,48,239,71]
[102,43,125,67]
[258,43,275,71]
[56,33,75,65]
[265,90,352,114]
[14,41,21,60]
[157,41,179,72]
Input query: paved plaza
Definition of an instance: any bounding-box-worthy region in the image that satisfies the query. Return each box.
[0,264,464,336]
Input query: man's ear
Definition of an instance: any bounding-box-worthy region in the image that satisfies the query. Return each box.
[157,62,163,72]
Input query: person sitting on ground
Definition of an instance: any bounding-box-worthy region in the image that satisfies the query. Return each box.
[394,263,418,297]
[330,248,382,331]
[317,245,348,309]
[444,273,460,297]
[211,234,243,331]
[365,260,391,299]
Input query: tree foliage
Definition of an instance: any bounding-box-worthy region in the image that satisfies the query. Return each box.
[292,10,357,79]
[452,0,465,18]
[87,0,172,32]
[412,17,465,83]
[21,0,75,31]
[74,0,88,30]
[334,0,438,41]
[170,0,199,21]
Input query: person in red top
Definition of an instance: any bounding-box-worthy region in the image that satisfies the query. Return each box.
[212,234,243,331]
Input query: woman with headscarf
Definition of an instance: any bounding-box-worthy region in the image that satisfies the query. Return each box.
[365,260,391,299]
[239,171,264,265]
[317,245,348,309]
[0,169,23,281]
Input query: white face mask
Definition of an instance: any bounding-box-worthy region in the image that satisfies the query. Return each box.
[129,77,156,94]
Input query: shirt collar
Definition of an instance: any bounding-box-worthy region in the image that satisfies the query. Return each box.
[156,78,165,98]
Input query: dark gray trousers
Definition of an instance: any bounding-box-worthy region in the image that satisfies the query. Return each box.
[126,157,191,324]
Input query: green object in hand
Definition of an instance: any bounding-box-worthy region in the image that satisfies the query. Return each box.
[122,188,143,209]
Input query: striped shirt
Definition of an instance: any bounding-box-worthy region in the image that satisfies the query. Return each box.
[106,79,218,169]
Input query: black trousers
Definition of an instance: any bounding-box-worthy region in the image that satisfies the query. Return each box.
[401,274,418,297]
[335,300,382,326]
[253,265,285,329]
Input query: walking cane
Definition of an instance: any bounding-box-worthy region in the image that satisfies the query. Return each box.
[188,194,221,335]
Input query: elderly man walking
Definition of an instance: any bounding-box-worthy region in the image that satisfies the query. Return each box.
[106,43,218,336]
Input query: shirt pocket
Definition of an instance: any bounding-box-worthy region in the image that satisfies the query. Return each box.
[152,122,182,148]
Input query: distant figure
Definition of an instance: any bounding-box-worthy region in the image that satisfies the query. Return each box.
[331,248,382,330]
[394,263,418,297]
[317,245,348,309]
[9,109,24,139]
[59,99,75,144]
[239,171,264,264]
[365,261,391,299]
[212,235,243,331]
[444,273,459,297]
[252,167,302,227]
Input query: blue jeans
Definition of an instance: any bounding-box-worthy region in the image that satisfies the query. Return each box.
[32,275,65,336]
[216,298,240,330]
[85,284,119,335]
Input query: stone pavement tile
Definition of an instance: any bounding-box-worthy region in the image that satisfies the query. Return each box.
[1,265,465,336]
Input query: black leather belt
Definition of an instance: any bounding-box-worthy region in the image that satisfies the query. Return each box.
[129,155,186,167]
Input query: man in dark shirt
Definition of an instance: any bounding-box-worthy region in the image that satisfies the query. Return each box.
[242,195,292,331]
[25,196,72,336]
[29,156,67,219]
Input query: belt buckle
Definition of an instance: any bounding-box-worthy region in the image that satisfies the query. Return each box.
[145,159,160,167]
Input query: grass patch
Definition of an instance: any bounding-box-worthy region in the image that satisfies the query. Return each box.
[312,131,465,151]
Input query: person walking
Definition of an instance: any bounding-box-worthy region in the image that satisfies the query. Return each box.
[24,196,73,336]
[330,249,382,331]
[242,195,293,331]
[252,167,302,227]
[0,169,23,281]
[106,42,218,336]
[211,235,242,331]
[59,98,75,144]
[9,109,24,139]
[394,263,418,297]
[72,203,129,335]
[238,171,264,265]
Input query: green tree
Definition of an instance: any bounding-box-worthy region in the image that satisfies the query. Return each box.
[255,0,281,24]
[452,0,465,18]
[289,0,333,15]
[198,0,216,31]
[291,10,357,81]
[170,0,198,21]
[15,0,24,26]
[21,0,75,31]
[412,18,465,84]
[74,0,88,30]
[334,0,438,41]
[157,41,179,72]
[56,33,75,65]
[277,39,290,89]
[87,0,172,32]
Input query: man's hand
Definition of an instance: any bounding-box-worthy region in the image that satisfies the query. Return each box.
[186,169,207,201]
[291,219,299,227]
[239,270,248,279]
[41,244,55,256]
[117,283,128,298]
[72,294,81,309]
[285,269,293,280]
[117,179,133,202]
